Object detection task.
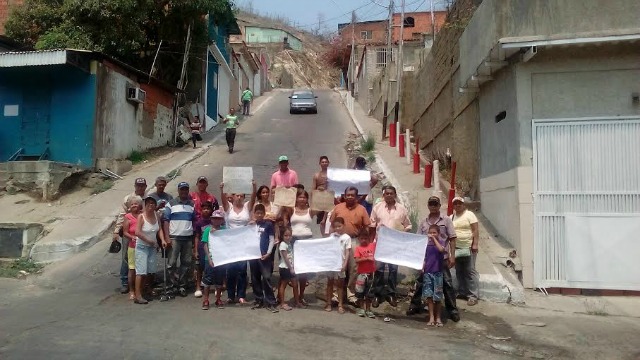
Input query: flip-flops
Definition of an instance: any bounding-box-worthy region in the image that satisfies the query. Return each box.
[280,304,293,311]
[324,305,332,312]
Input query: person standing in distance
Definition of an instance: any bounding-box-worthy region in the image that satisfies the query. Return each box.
[223,108,239,154]
[241,87,253,116]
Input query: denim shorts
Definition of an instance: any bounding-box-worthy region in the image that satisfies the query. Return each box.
[135,242,156,275]
[279,267,296,280]
[355,273,374,299]
[422,271,443,302]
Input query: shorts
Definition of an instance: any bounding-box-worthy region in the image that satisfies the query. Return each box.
[201,263,225,289]
[127,247,136,270]
[421,272,443,302]
[355,273,374,299]
[319,271,346,279]
[135,242,157,275]
[279,267,296,280]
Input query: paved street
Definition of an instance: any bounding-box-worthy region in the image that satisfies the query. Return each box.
[0,90,538,359]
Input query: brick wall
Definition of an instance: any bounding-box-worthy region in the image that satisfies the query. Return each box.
[0,0,23,34]
[339,21,387,45]
[392,11,447,42]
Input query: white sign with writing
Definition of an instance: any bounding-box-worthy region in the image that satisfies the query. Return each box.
[222,167,253,194]
[327,168,370,195]
[209,225,261,267]
[293,237,343,274]
[375,226,428,270]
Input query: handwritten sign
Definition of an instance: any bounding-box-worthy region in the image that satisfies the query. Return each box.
[374,226,428,270]
[273,187,296,207]
[327,168,371,195]
[223,167,253,194]
[293,237,342,274]
[310,190,336,211]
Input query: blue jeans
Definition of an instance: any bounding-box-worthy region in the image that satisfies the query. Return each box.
[373,262,398,298]
[119,237,129,286]
[226,261,247,300]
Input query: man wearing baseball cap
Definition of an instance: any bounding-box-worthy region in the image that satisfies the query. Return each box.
[191,176,219,220]
[408,196,460,322]
[163,181,196,296]
[270,155,299,190]
[112,178,147,294]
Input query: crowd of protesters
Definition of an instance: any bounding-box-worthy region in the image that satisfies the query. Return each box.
[111,155,480,326]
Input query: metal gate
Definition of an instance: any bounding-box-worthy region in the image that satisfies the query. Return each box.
[533,116,640,290]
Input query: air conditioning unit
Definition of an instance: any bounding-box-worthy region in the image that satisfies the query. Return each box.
[127,87,146,104]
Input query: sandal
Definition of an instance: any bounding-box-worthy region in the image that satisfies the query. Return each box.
[426,321,436,327]
[280,304,293,311]
[467,298,478,306]
[129,293,136,301]
[134,298,148,305]
[324,305,332,312]
[238,298,247,305]
[338,306,346,314]
[299,298,308,307]
[435,321,444,327]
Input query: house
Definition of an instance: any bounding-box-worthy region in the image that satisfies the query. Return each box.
[230,41,260,100]
[456,0,640,292]
[391,11,447,45]
[244,26,302,51]
[0,49,177,168]
[338,20,387,45]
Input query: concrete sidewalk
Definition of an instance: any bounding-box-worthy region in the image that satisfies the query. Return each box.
[338,90,525,304]
[28,93,276,263]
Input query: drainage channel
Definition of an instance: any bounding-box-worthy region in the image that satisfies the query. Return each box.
[0,223,44,258]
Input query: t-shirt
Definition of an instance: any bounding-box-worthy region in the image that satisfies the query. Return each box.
[226,202,251,229]
[333,233,352,263]
[124,213,138,248]
[451,210,478,249]
[147,191,173,210]
[278,241,293,269]
[424,237,445,273]
[330,202,371,238]
[200,225,226,262]
[241,90,253,101]
[194,218,210,244]
[164,198,196,239]
[190,191,220,220]
[417,214,456,259]
[354,242,376,274]
[270,169,299,188]
[256,220,275,256]
[225,115,239,129]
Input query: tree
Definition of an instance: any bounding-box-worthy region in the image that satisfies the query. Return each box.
[5,0,236,91]
[321,34,351,81]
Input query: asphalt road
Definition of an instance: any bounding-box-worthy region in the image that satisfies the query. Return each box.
[0,90,513,360]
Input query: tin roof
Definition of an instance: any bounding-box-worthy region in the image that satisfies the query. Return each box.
[0,49,76,67]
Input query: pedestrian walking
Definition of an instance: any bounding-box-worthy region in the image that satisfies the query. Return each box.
[451,197,480,306]
[223,108,240,153]
[134,196,166,304]
[190,116,203,149]
[163,182,196,297]
[369,185,412,308]
[241,87,253,115]
[220,180,257,305]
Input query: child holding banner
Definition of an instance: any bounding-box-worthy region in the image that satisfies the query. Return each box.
[324,217,351,314]
[423,225,447,327]
[249,204,279,313]
[354,228,376,318]
[200,210,227,310]
[277,228,301,310]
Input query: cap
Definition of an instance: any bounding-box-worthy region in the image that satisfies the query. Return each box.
[211,210,225,218]
[143,195,158,203]
[452,196,465,204]
[178,181,189,189]
[197,176,208,183]
[278,155,289,162]
[427,196,441,205]
[134,178,147,185]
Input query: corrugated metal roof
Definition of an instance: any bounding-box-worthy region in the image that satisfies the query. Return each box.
[0,50,68,67]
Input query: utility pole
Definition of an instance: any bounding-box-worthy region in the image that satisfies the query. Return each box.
[173,24,192,144]
[381,0,394,140]
[430,0,436,44]
[395,0,405,151]
[350,11,356,97]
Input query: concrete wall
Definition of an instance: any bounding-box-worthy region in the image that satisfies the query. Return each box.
[245,27,302,51]
[0,65,96,166]
[93,62,173,161]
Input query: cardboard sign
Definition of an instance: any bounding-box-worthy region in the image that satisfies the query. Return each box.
[374,226,428,270]
[310,190,336,211]
[273,187,296,207]
[223,167,253,194]
[209,225,261,267]
[293,237,343,274]
[327,168,371,195]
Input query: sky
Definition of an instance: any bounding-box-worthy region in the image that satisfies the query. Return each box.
[234,0,449,36]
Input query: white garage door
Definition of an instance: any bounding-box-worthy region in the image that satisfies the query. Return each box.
[533,116,640,290]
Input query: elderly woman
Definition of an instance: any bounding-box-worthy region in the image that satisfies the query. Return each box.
[450,196,479,306]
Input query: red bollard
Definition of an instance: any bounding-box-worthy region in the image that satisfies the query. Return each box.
[413,138,420,173]
[399,134,405,157]
[389,123,397,147]
[424,162,433,188]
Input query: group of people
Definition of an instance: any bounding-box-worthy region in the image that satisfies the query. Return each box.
[112,154,480,326]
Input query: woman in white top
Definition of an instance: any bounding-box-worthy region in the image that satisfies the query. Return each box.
[134,196,166,304]
[220,181,257,304]
[451,197,479,306]
[287,189,319,306]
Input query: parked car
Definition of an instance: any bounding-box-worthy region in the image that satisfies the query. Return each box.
[289,90,318,114]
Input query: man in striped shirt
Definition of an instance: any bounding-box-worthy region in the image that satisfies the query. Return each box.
[164,181,196,296]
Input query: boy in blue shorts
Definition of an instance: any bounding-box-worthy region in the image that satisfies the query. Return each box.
[200,210,226,310]
[423,224,447,327]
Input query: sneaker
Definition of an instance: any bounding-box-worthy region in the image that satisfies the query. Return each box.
[178,287,187,297]
[194,290,203,298]
[251,302,264,310]
[366,311,376,319]
[215,299,225,309]
[266,305,279,313]
[120,285,129,294]
[202,300,209,310]
[372,297,380,308]
[356,309,366,317]
[449,312,461,322]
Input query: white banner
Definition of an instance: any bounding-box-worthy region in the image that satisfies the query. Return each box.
[293,237,343,274]
[222,167,253,194]
[209,225,261,267]
[327,168,370,195]
[375,226,428,270]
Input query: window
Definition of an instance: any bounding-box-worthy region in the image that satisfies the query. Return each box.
[404,17,415,28]
[360,31,372,40]
[376,48,393,67]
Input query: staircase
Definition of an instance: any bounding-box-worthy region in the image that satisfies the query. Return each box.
[8,148,50,161]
